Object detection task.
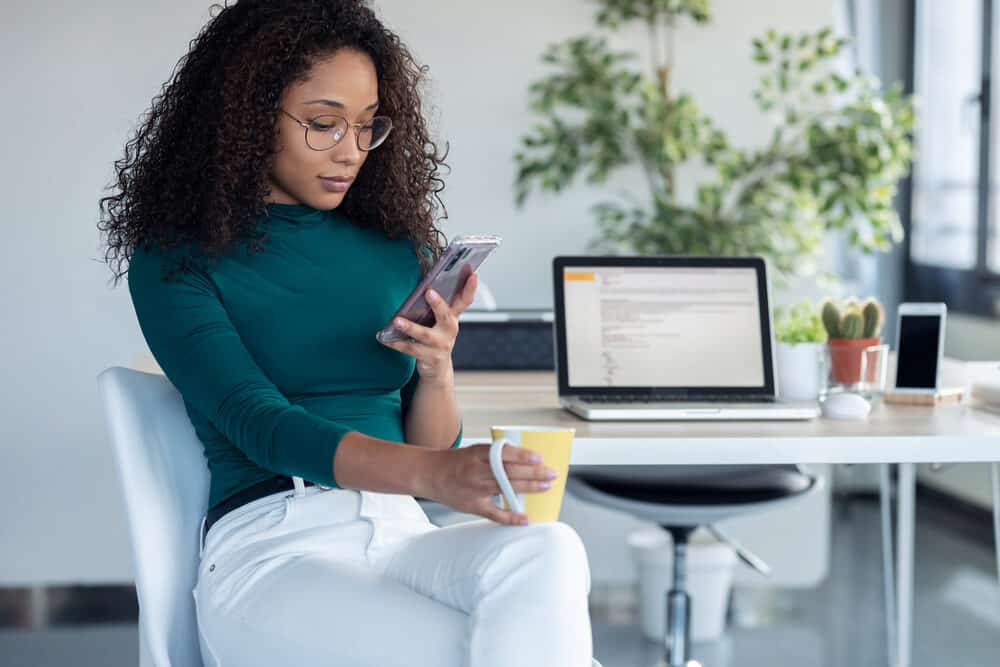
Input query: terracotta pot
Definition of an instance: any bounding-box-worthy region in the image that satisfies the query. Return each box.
[827,337,881,385]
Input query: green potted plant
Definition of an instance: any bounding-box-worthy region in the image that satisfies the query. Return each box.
[513,0,914,288]
[773,300,827,400]
[821,297,885,386]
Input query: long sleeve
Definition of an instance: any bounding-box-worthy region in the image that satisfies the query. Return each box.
[399,367,463,448]
[127,246,352,487]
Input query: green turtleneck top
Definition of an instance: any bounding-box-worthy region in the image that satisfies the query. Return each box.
[127,203,463,510]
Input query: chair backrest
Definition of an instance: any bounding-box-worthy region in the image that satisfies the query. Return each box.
[98,366,208,667]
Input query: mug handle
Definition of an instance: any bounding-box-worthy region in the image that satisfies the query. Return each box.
[489,437,525,514]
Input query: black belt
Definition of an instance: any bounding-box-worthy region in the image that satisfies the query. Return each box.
[204,475,315,537]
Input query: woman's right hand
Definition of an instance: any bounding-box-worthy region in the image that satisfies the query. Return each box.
[420,444,559,525]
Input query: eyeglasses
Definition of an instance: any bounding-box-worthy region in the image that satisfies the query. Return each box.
[279,108,393,151]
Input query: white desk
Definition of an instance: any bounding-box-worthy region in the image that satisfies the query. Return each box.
[131,350,998,667]
[455,370,1000,667]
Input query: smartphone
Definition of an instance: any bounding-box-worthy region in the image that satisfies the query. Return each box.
[892,302,947,394]
[376,234,502,344]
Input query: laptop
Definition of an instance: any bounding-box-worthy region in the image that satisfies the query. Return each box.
[552,256,820,421]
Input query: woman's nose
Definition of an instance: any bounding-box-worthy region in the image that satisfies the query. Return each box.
[332,134,363,165]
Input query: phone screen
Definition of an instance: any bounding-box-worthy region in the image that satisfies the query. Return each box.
[895,314,942,389]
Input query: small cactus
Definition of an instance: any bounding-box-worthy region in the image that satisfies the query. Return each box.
[821,299,841,338]
[840,308,864,338]
[861,299,884,338]
[821,296,884,339]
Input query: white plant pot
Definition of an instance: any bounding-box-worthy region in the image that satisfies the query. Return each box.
[627,529,737,643]
[775,341,825,401]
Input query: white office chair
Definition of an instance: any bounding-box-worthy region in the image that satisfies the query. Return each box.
[99,365,604,667]
[98,366,208,667]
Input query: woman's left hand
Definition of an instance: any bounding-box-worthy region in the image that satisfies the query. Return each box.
[380,273,478,385]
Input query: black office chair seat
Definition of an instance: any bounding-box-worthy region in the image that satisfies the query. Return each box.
[570,464,813,506]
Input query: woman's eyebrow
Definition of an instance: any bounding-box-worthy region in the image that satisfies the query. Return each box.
[302,99,380,111]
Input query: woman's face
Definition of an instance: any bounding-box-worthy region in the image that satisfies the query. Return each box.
[267,48,379,209]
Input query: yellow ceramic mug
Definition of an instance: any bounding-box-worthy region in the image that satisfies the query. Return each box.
[489,425,575,523]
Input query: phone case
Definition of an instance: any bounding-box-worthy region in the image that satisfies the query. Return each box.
[376,234,501,344]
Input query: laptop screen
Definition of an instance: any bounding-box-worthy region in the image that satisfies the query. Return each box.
[553,258,775,396]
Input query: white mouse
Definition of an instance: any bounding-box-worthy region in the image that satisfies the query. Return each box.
[821,392,871,420]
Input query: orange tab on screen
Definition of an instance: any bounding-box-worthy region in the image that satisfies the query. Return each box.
[564,271,595,281]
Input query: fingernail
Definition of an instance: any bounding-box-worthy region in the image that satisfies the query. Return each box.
[540,481,552,490]
[530,453,543,463]
[546,469,558,479]
[426,290,438,301]
[519,516,530,525]
[394,318,406,327]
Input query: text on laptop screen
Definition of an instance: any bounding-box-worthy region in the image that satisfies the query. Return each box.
[563,266,766,387]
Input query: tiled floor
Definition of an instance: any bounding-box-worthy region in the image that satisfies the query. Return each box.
[1,496,998,666]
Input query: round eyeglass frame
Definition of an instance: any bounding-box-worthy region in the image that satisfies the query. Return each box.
[279,108,393,151]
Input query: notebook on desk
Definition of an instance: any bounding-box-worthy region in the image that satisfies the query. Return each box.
[552,256,820,421]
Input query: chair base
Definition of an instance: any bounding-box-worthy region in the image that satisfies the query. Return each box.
[662,526,695,667]
[666,588,692,667]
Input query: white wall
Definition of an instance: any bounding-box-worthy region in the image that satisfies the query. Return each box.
[2,1,219,585]
[1,0,835,585]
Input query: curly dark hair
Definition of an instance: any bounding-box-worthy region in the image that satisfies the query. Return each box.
[98,0,448,285]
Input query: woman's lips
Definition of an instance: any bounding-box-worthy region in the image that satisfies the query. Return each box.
[319,176,352,193]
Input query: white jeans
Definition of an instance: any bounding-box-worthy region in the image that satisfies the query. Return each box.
[192,484,594,666]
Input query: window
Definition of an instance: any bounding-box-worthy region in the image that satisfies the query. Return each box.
[906,0,1000,317]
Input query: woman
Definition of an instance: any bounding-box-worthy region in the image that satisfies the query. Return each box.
[98,1,597,665]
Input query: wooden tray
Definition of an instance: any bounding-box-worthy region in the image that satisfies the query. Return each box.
[883,387,965,405]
